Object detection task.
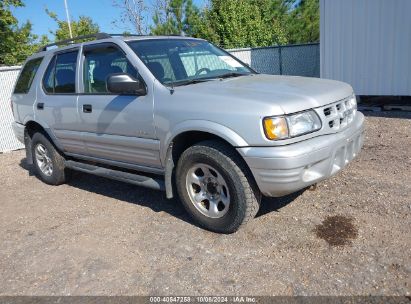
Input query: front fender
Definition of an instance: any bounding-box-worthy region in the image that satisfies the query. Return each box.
[161,120,249,163]
[161,120,249,199]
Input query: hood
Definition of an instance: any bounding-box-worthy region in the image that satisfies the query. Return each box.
[176,74,353,114]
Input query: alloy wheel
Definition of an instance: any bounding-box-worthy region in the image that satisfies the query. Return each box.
[185,163,230,218]
[34,143,53,176]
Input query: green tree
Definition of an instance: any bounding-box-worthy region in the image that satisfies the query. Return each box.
[124,0,319,48]
[46,9,100,41]
[181,0,204,36]
[195,0,288,48]
[287,0,319,43]
[151,0,193,35]
[0,0,45,65]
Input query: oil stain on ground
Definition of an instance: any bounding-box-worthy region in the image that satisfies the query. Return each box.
[315,215,358,246]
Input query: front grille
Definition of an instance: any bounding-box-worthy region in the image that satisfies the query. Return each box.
[320,96,357,132]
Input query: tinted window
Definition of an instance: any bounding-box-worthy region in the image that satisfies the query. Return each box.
[43,56,56,93]
[83,44,138,93]
[43,51,78,94]
[14,57,43,94]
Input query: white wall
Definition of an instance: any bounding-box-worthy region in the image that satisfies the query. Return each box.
[320,0,411,96]
[0,66,24,152]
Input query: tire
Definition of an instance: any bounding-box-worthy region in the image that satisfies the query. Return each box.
[176,140,261,233]
[31,132,67,185]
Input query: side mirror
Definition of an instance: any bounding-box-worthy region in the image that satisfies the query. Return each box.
[107,73,147,95]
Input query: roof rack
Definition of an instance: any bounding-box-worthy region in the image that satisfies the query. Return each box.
[108,33,147,38]
[38,32,185,53]
[38,32,112,52]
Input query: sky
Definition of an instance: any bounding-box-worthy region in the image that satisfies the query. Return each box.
[12,0,206,39]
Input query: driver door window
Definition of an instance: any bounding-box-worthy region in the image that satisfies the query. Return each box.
[83,44,138,93]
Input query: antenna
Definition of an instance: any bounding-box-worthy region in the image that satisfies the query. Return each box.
[63,0,73,39]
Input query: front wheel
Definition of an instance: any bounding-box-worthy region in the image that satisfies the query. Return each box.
[176,140,261,233]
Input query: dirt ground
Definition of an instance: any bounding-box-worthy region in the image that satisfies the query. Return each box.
[0,112,410,296]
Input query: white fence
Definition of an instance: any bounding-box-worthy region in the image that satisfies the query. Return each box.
[0,66,24,153]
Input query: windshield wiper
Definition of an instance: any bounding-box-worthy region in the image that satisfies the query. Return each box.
[213,72,249,79]
[171,78,215,87]
[169,72,250,87]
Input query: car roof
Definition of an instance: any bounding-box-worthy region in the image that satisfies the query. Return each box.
[29,34,205,60]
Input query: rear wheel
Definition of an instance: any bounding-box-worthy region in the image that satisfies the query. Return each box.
[176,140,261,233]
[31,132,67,185]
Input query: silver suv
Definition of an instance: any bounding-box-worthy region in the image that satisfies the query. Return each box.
[11,33,364,233]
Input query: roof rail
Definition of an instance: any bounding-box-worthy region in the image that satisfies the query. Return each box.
[37,32,185,53]
[38,32,112,52]
[108,33,147,38]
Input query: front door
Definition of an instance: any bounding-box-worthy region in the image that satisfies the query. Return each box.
[77,43,160,168]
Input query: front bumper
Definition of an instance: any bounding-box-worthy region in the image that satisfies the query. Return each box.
[237,112,365,197]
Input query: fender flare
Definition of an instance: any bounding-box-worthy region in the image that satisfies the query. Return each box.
[23,116,65,153]
[161,120,248,162]
[162,120,249,199]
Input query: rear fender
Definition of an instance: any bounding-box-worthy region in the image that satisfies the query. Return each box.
[23,117,65,153]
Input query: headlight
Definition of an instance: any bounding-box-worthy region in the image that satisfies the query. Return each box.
[346,93,357,111]
[348,93,357,108]
[286,110,322,137]
[263,110,322,140]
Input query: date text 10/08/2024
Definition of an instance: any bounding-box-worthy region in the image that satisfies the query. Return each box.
[149,296,257,303]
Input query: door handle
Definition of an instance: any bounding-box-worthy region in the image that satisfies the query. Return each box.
[37,103,44,110]
[83,104,92,113]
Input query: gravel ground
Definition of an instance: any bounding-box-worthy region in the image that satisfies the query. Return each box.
[0,112,410,296]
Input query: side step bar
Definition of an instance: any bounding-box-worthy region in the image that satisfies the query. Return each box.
[65,160,165,191]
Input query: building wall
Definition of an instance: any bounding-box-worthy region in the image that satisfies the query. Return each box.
[320,0,411,96]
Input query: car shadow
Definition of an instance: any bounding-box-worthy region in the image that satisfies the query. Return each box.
[19,158,35,176]
[19,157,301,227]
[19,157,191,224]
[257,190,306,218]
[360,110,411,119]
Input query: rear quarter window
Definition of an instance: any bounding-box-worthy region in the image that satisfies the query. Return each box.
[43,51,78,94]
[14,57,44,94]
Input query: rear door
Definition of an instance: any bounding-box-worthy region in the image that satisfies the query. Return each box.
[36,49,85,154]
[76,42,160,168]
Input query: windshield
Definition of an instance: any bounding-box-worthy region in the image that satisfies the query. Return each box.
[127,39,254,86]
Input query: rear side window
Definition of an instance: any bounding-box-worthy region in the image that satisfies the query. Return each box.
[43,51,78,94]
[14,57,43,94]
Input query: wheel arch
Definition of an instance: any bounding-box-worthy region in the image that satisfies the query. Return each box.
[162,120,248,163]
[23,120,65,164]
[163,121,250,199]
